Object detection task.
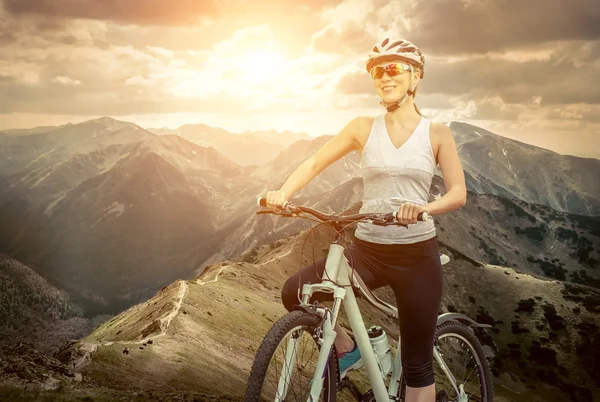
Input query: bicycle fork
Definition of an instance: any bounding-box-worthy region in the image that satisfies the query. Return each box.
[433,346,467,400]
[274,309,337,402]
[308,313,337,400]
[276,330,302,401]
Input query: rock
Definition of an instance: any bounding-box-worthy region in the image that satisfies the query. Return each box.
[0,342,79,391]
[529,344,558,365]
[41,377,61,391]
[542,303,566,331]
[515,298,536,313]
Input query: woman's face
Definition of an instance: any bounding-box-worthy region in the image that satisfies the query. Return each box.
[371,60,420,103]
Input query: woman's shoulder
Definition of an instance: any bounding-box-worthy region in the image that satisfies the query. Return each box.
[428,121,454,136]
[350,115,377,147]
[428,121,455,144]
[426,121,456,161]
[350,115,377,129]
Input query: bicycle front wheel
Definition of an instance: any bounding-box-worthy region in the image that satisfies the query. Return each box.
[432,321,494,402]
[244,310,339,402]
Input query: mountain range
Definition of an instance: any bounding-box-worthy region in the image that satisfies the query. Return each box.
[1,116,599,401]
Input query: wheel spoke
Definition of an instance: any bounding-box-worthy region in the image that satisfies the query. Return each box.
[244,312,336,402]
[433,324,491,402]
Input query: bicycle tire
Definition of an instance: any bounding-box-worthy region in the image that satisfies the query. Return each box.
[399,320,494,402]
[244,310,339,402]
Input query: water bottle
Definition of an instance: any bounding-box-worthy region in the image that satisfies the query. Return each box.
[367,325,394,377]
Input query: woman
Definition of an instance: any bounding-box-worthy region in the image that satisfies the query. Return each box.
[265,38,466,402]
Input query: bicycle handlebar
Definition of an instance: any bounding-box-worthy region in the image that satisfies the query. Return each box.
[256,197,429,227]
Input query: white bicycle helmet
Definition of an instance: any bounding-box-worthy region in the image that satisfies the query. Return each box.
[366,38,425,78]
[366,38,425,112]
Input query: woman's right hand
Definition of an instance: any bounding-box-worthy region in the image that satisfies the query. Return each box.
[265,190,288,212]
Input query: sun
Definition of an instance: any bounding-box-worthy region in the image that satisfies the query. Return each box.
[239,49,286,85]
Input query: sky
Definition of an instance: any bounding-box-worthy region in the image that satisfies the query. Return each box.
[0,0,599,158]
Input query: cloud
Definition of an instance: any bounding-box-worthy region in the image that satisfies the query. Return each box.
[422,46,600,105]
[308,0,404,58]
[52,76,82,85]
[0,20,343,116]
[546,104,600,123]
[334,41,600,106]
[467,96,523,120]
[310,0,600,60]
[0,73,249,115]
[0,0,598,160]
[403,0,600,55]
[2,0,218,26]
[0,7,110,49]
[335,68,373,95]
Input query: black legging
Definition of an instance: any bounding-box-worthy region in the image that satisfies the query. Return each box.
[281,235,443,388]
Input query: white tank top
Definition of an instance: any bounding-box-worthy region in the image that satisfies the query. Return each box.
[354,114,437,244]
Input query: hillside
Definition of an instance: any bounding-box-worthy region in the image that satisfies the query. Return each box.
[41,225,600,402]
[0,130,249,316]
[1,116,599,401]
[0,255,97,355]
[148,124,312,167]
[450,122,600,216]
[201,178,600,294]
[2,116,599,319]
[0,117,153,176]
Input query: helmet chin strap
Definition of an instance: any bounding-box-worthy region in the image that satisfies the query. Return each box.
[381,89,414,112]
[380,65,417,112]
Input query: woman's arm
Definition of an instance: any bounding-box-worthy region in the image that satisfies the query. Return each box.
[278,117,367,199]
[424,123,467,215]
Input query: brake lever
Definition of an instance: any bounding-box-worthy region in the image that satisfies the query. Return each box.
[256,210,274,215]
[364,215,408,228]
[256,210,296,217]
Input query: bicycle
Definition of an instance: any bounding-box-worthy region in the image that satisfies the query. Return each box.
[244,198,494,402]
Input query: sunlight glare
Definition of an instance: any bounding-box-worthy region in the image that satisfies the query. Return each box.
[240,49,286,85]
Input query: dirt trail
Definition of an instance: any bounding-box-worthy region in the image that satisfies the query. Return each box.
[73,280,189,369]
[197,266,229,285]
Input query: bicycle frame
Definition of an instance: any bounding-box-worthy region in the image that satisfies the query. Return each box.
[279,242,464,402]
[254,199,490,401]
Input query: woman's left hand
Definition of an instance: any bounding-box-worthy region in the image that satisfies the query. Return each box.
[395,202,429,225]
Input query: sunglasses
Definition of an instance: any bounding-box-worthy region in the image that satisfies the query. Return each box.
[369,62,412,79]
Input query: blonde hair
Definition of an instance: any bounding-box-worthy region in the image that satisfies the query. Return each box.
[412,84,422,116]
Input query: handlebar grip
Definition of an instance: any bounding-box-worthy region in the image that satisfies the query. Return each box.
[257,197,288,209]
[418,212,429,221]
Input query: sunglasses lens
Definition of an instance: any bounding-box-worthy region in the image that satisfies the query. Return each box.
[370,63,409,79]
[371,67,384,79]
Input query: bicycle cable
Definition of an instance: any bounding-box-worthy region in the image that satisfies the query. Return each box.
[294,210,367,306]
[257,199,409,306]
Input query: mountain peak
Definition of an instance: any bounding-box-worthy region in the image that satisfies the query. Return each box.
[85,117,139,130]
[90,116,121,124]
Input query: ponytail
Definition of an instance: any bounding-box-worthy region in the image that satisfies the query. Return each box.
[412,85,423,116]
[414,103,422,116]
